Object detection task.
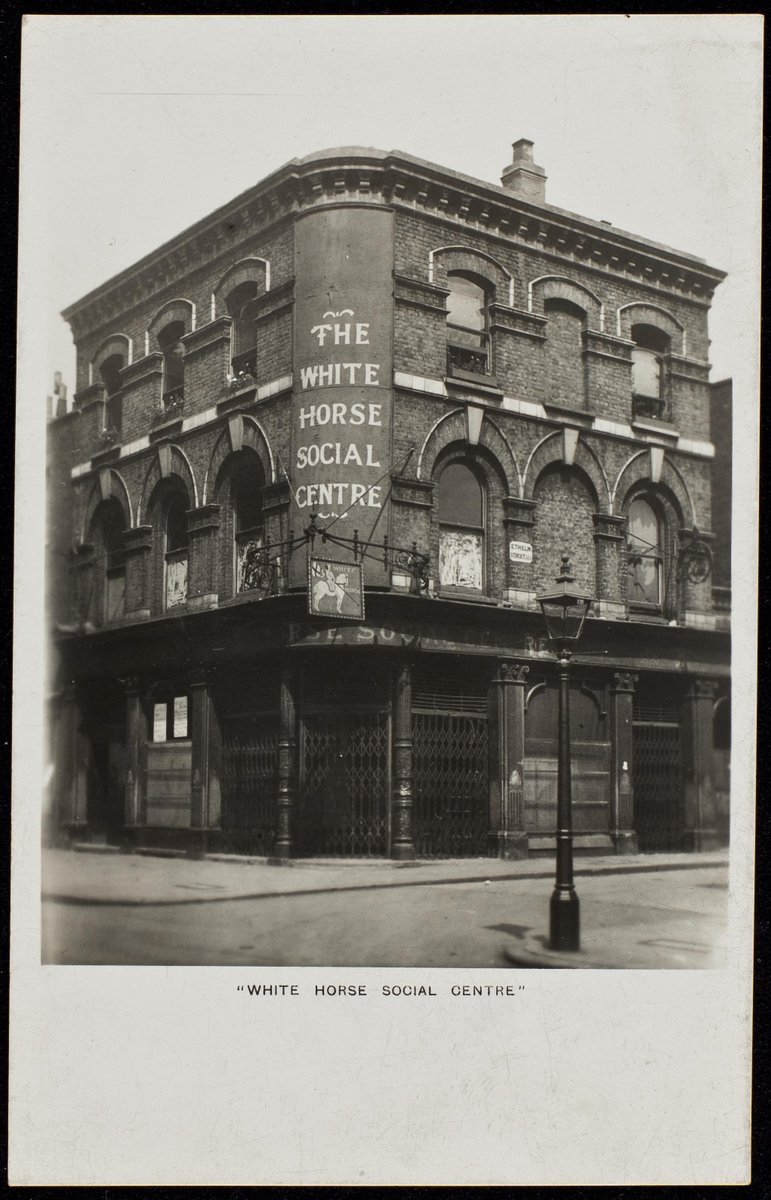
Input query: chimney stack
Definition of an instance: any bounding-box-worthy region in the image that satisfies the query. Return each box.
[47,371,68,420]
[501,139,546,205]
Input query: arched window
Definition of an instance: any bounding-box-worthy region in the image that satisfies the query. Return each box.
[89,499,126,625]
[631,324,670,419]
[446,274,490,376]
[544,298,586,408]
[233,472,265,593]
[157,321,185,411]
[226,281,260,377]
[164,493,188,609]
[99,353,124,436]
[437,461,484,592]
[626,496,663,607]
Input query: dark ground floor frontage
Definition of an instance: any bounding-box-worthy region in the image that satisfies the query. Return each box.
[49,595,730,861]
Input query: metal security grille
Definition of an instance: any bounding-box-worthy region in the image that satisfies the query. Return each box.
[632,721,682,852]
[301,710,389,857]
[220,716,278,854]
[412,687,487,715]
[412,713,492,858]
[633,701,681,724]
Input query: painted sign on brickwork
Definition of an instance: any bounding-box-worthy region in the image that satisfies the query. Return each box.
[292,208,393,585]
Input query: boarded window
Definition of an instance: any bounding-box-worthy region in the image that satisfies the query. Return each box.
[438,462,484,592]
[627,497,662,606]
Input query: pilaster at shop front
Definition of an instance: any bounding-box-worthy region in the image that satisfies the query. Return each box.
[52,589,729,861]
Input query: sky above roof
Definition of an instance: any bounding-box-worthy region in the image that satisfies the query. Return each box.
[20,14,762,395]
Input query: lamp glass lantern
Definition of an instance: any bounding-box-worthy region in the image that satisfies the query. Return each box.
[536,554,592,649]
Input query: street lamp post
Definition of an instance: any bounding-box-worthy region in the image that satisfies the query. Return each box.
[536,555,592,952]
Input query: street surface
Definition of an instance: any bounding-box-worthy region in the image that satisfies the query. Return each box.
[41,848,729,969]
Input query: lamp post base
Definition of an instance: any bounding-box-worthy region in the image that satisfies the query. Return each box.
[550,887,580,951]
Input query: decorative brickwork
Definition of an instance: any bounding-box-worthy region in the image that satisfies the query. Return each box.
[49,144,729,860]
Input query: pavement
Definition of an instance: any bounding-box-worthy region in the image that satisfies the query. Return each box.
[41,845,730,969]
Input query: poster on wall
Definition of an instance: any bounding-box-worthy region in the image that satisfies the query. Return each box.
[308,558,365,621]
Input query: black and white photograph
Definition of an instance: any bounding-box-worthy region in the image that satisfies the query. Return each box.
[11,13,760,1187]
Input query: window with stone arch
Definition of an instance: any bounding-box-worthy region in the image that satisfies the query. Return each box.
[437,460,485,593]
[226,281,261,378]
[98,353,125,436]
[232,461,266,595]
[164,490,189,610]
[157,320,186,411]
[445,273,491,377]
[544,298,587,408]
[631,323,670,420]
[625,494,665,609]
[88,498,126,626]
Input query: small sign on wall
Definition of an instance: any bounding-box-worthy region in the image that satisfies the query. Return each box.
[173,696,188,739]
[308,558,365,621]
[153,703,167,744]
[509,540,533,563]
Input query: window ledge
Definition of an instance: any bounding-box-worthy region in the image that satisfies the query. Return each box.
[435,590,499,606]
[631,415,679,439]
[149,416,184,441]
[542,401,593,427]
[445,369,502,393]
[90,444,122,467]
[217,386,257,414]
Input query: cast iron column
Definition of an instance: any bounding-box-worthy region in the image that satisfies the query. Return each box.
[123,677,143,846]
[274,662,298,859]
[495,662,529,860]
[682,678,719,851]
[189,676,213,857]
[391,660,416,860]
[610,671,638,854]
[551,648,580,950]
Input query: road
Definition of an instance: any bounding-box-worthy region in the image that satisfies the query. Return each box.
[41,854,728,968]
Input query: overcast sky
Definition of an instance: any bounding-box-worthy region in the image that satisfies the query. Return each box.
[20,14,762,401]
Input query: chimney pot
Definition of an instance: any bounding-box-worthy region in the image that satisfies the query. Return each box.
[511,138,534,162]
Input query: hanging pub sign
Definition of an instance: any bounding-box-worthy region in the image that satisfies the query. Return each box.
[308,558,365,621]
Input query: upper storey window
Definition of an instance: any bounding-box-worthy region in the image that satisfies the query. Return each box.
[226,281,260,378]
[446,274,489,376]
[234,473,265,594]
[626,497,663,608]
[165,494,188,610]
[90,499,126,625]
[631,324,670,420]
[437,461,485,593]
[99,353,124,437]
[158,321,185,412]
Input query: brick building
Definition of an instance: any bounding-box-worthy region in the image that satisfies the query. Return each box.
[46,141,731,860]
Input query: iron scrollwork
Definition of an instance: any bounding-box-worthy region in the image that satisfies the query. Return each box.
[390,542,430,595]
[239,543,279,597]
[679,536,712,584]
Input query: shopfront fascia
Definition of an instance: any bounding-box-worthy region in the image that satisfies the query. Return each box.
[52,596,729,859]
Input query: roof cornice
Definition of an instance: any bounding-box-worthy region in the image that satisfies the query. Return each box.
[62,147,726,341]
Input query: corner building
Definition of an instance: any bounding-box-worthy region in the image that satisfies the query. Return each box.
[48,142,731,861]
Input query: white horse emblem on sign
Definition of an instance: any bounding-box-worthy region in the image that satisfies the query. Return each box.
[313,566,348,614]
[308,559,364,620]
